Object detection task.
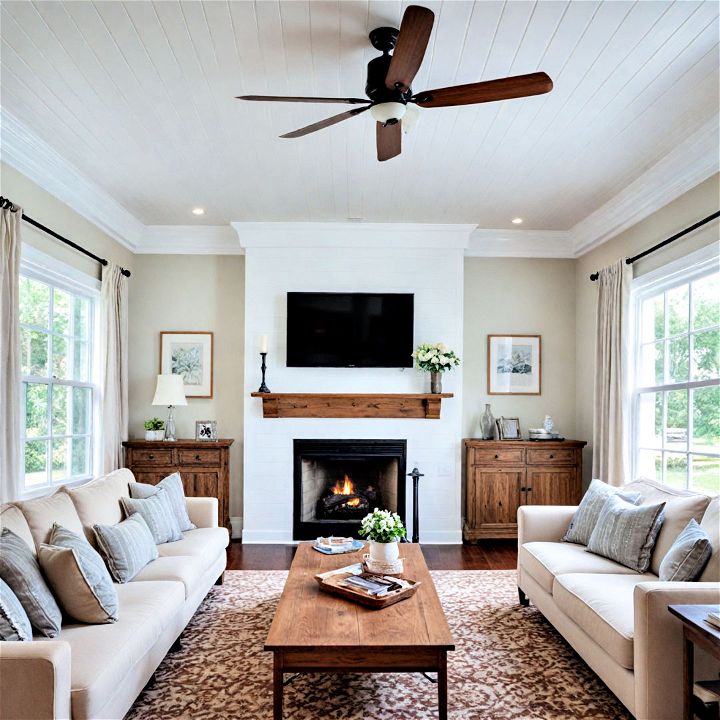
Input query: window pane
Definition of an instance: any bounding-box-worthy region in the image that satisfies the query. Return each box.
[71,437,90,477]
[73,296,89,339]
[73,340,90,382]
[692,273,719,330]
[19,277,50,328]
[637,392,662,448]
[51,439,68,482]
[667,285,689,335]
[691,455,720,495]
[639,341,663,386]
[668,336,689,383]
[72,387,91,435]
[24,440,48,487]
[664,452,688,489]
[641,295,664,343]
[52,335,68,379]
[692,386,720,454]
[666,389,688,450]
[24,383,48,438]
[20,328,48,376]
[53,289,71,335]
[52,385,70,435]
[637,449,662,481]
[691,329,720,381]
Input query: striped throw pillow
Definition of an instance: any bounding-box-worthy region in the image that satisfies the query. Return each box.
[130,473,195,532]
[120,488,182,544]
[659,519,713,581]
[0,577,33,641]
[93,514,159,583]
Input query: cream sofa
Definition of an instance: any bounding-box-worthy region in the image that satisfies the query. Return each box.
[0,468,229,720]
[517,478,720,720]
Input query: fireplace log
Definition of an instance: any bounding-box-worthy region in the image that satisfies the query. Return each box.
[320,494,369,512]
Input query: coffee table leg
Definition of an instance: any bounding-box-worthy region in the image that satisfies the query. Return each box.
[273,653,283,720]
[438,652,448,720]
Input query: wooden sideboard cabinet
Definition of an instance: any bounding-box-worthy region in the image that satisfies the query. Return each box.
[122,439,233,533]
[463,439,587,541]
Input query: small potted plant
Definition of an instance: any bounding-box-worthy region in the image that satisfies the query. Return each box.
[412,342,461,393]
[143,417,165,441]
[358,508,406,564]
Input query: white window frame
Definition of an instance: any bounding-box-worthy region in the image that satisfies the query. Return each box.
[19,246,101,499]
[629,242,720,488]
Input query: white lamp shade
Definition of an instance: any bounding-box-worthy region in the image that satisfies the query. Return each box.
[370,102,406,124]
[152,374,187,406]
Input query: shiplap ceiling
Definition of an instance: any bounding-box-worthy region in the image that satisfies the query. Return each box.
[1,0,718,230]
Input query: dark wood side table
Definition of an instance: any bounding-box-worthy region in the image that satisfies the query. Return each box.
[668,604,720,720]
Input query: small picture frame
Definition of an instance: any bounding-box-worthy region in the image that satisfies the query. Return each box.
[195,420,217,441]
[487,334,541,395]
[496,417,521,440]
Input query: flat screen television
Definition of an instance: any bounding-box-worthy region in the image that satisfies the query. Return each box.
[287,292,414,368]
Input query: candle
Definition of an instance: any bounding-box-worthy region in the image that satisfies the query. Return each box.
[260,335,268,353]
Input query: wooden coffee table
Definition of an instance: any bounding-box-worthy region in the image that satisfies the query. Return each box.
[265,542,455,719]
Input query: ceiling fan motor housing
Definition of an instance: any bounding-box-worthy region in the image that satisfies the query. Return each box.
[366,28,413,105]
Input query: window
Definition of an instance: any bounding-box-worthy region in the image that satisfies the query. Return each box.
[19,252,99,495]
[631,247,719,495]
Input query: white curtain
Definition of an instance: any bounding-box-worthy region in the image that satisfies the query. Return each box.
[592,259,631,486]
[100,263,128,473]
[0,207,22,503]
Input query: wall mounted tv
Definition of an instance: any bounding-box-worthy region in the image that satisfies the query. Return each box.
[286,292,414,368]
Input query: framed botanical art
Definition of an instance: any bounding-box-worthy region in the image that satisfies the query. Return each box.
[487,335,541,395]
[160,331,214,398]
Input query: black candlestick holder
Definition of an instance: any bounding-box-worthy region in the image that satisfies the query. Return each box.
[407,466,424,543]
[257,352,270,393]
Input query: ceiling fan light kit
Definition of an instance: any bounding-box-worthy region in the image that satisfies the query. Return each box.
[237,5,553,162]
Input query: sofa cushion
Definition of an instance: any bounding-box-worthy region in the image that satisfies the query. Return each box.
[157,527,229,567]
[699,496,720,582]
[553,572,656,670]
[94,514,159,583]
[130,473,195,532]
[16,491,85,549]
[65,469,133,544]
[54,580,185,720]
[120,491,182,544]
[659,519,713,581]
[0,578,32,641]
[0,504,35,553]
[520,541,636,594]
[131,556,206,599]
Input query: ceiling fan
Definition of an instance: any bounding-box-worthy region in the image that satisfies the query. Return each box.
[237,5,553,162]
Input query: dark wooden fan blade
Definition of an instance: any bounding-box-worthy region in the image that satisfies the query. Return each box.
[413,72,553,108]
[280,105,370,139]
[237,95,369,104]
[385,6,434,92]
[376,121,401,161]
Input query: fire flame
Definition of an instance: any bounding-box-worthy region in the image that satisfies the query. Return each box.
[332,474,360,507]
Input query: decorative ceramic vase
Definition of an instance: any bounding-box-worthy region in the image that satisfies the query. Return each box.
[543,415,554,433]
[369,540,400,565]
[480,403,495,440]
[430,371,442,394]
[145,430,164,441]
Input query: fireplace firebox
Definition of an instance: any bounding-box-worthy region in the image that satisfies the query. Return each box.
[293,439,407,540]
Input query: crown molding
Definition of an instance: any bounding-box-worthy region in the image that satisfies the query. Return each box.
[571,115,720,257]
[1,109,144,252]
[138,225,242,254]
[466,229,574,258]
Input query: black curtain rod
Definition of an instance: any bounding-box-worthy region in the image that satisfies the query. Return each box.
[589,210,720,281]
[0,196,131,278]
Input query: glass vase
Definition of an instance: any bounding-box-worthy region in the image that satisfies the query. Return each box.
[480,403,495,440]
[430,371,442,394]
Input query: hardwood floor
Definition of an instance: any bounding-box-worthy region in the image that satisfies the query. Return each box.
[227,541,517,571]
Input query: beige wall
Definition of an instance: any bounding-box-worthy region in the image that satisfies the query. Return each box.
[127,255,245,524]
[575,173,720,487]
[1,163,134,278]
[463,258,577,440]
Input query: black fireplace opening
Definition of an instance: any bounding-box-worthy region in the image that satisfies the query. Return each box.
[293,439,407,540]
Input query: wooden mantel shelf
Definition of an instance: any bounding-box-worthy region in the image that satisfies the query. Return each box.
[250,392,454,419]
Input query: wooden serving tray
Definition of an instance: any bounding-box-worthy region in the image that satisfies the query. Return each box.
[314,564,421,609]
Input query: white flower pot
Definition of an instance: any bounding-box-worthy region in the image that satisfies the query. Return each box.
[369,540,400,564]
[145,430,165,441]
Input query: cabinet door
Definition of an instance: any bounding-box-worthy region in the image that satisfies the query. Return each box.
[526,468,580,506]
[478,469,524,529]
[183,472,220,499]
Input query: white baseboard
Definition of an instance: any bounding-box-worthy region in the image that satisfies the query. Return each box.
[241,529,294,544]
[416,530,463,544]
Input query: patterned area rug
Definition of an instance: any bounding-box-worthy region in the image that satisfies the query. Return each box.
[126,570,631,720]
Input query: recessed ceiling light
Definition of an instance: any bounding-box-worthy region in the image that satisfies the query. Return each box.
[192,207,205,216]
[512,217,523,224]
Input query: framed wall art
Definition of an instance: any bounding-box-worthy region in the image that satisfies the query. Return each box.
[487,334,541,395]
[160,331,214,398]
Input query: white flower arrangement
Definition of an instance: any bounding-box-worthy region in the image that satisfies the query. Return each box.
[358,508,406,543]
[412,342,461,373]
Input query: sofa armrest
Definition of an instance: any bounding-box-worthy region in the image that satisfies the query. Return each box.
[517,505,577,546]
[0,640,71,720]
[186,496,218,528]
[634,581,720,720]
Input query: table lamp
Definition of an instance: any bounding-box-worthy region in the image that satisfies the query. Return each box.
[151,374,187,441]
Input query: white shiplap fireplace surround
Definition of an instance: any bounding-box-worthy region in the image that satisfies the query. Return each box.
[237,223,474,544]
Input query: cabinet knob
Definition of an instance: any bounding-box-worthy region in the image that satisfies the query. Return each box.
[520,486,526,492]
[549,454,554,459]
[148,454,154,460]
[195,454,201,461]
[494,454,499,459]
[527,487,532,492]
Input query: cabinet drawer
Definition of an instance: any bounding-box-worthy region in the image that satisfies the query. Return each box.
[527,448,575,465]
[178,448,221,466]
[471,447,525,465]
[131,449,174,466]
